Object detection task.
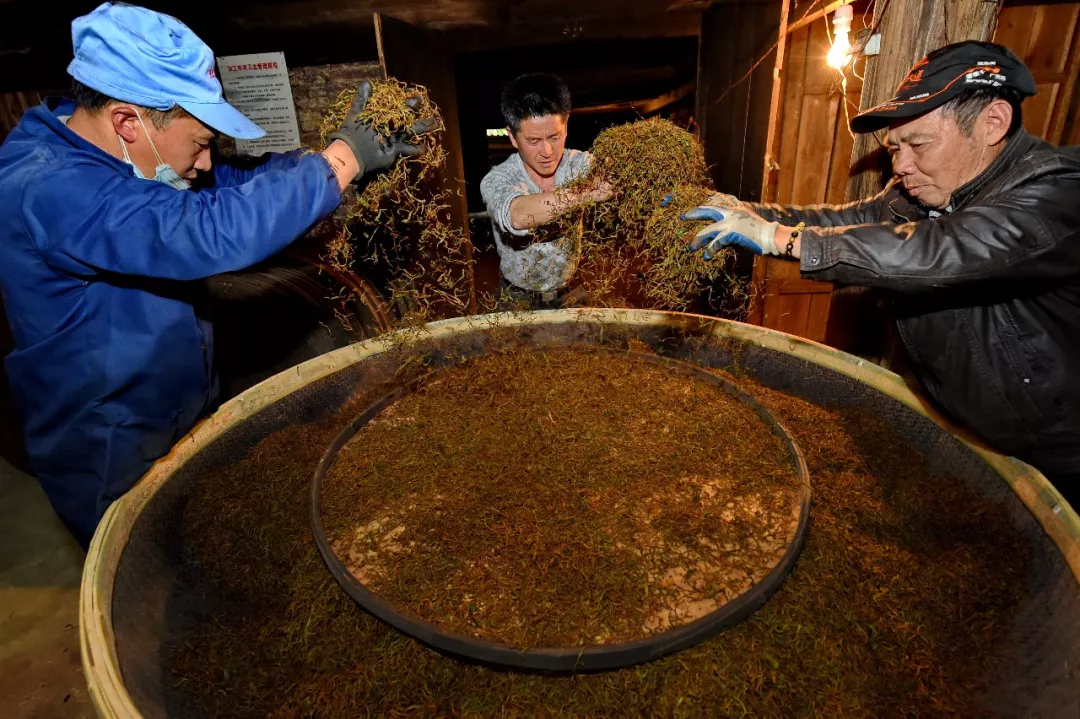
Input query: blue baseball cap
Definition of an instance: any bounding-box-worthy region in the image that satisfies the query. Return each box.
[66,3,265,140]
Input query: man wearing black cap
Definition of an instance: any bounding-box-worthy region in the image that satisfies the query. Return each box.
[683,41,1080,505]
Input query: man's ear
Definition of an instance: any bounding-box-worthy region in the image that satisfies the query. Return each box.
[507,126,519,150]
[983,99,1013,146]
[111,106,141,144]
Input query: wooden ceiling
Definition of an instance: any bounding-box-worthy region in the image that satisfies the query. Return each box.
[0,0,708,91]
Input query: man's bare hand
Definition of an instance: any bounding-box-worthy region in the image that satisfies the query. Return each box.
[584,178,615,203]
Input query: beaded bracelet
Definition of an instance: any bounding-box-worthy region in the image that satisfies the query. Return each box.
[785,222,806,258]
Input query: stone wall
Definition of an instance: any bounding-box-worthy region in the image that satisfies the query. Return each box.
[288,61,384,148]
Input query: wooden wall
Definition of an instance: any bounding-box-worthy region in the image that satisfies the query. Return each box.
[696,1,782,201]
[996,2,1080,145]
[747,2,868,342]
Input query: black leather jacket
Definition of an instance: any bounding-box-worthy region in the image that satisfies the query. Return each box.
[748,130,1080,475]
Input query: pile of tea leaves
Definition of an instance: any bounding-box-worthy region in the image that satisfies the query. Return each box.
[315,92,750,328]
[320,348,801,648]
[171,343,1030,717]
[316,78,473,330]
[537,118,751,314]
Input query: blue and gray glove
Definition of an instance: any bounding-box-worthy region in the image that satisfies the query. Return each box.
[682,205,781,260]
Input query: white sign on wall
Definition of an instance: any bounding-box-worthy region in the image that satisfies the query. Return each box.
[216,51,302,155]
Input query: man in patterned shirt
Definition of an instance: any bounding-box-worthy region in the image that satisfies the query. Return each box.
[480,73,612,307]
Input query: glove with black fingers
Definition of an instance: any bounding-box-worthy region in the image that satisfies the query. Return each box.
[327,80,438,177]
[682,205,780,260]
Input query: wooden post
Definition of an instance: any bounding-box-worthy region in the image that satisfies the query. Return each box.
[759,0,792,209]
[746,0,792,327]
[846,0,1003,201]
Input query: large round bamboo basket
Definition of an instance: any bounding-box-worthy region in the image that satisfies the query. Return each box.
[81,309,1080,718]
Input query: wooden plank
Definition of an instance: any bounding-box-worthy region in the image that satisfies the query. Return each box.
[374,12,476,313]
[790,93,839,204]
[638,80,697,114]
[727,3,755,199]
[805,292,832,342]
[826,90,862,203]
[761,0,794,204]
[996,4,1038,57]
[1047,4,1080,142]
[698,1,779,200]
[1024,82,1060,138]
[743,3,785,200]
[998,2,1080,145]
[1071,114,1080,145]
[1027,4,1079,75]
[786,0,850,35]
[748,0,792,327]
[770,286,812,336]
[775,25,810,203]
[776,278,835,294]
[754,1,846,337]
[0,90,42,141]
[447,9,704,52]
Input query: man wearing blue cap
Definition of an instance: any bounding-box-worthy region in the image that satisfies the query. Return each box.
[680,42,1080,506]
[0,3,432,547]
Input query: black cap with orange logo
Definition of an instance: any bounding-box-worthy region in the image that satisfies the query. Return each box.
[850,41,1037,134]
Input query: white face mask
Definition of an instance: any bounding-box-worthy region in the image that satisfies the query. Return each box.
[117,109,191,191]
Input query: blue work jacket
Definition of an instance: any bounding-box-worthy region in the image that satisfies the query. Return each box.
[0,98,342,547]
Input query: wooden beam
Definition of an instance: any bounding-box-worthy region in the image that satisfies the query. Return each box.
[639,79,697,114]
[759,0,790,205]
[785,0,850,36]
[572,102,642,115]
[1046,6,1080,144]
[575,79,697,116]
[747,0,792,327]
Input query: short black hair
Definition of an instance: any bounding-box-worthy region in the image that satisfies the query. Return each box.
[500,73,571,134]
[71,78,113,112]
[940,87,1024,138]
[71,78,190,130]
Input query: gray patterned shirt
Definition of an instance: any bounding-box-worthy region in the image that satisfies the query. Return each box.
[480,149,592,293]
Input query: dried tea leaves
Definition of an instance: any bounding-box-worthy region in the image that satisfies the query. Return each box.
[171,354,1030,716]
[541,118,752,313]
[321,348,801,648]
[317,79,473,329]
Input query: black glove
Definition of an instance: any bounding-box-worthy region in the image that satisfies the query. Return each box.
[327,80,437,177]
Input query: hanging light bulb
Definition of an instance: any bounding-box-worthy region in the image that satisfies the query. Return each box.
[827,2,854,69]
